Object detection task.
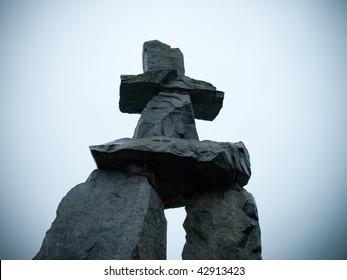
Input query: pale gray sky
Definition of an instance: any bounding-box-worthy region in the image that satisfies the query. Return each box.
[1,0,347,259]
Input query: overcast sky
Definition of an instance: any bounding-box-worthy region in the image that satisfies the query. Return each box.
[1,0,347,260]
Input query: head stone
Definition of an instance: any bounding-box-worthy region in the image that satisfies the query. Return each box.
[142,40,185,77]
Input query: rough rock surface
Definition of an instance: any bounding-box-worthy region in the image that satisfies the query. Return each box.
[143,40,185,77]
[90,137,251,208]
[34,170,167,259]
[119,70,224,121]
[182,185,262,260]
[133,91,199,140]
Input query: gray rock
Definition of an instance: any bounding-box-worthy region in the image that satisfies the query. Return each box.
[182,185,262,260]
[119,70,224,121]
[34,170,167,259]
[143,40,185,77]
[90,137,251,208]
[133,91,199,140]
[119,40,224,121]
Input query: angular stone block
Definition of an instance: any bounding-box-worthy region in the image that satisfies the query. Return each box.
[182,185,262,260]
[119,70,224,121]
[34,170,167,259]
[90,137,251,208]
[143,40,185,77]
[133,92,199,140]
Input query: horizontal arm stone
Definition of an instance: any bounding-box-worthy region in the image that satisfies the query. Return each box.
[119,70,224,121]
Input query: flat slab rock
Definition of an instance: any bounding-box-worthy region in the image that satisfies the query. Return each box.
[119,69,224,121]
[90,137,251,208]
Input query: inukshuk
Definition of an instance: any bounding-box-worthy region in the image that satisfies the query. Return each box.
[34,40,262,260]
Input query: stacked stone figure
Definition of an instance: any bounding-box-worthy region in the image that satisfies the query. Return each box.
[34,40,262,260]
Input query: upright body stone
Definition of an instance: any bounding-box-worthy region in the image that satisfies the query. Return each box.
[182,185,262,260]
[34,170,167,259]
[133,92,199,140]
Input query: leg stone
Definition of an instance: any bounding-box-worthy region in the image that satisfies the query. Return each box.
[182,185,262,260]
[34,169,167,259]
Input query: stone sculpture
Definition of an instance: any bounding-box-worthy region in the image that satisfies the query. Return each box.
[34,40,261,260]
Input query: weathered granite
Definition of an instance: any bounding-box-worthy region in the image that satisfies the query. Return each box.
[34,170,167,259]
[143,40,185,77]
[34,40,260,261]
[90,137,251,208]
[133,91,199,140]
[182,185,262,260]
[119,70,224,121]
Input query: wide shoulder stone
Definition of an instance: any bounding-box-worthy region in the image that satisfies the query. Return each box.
[90,137,251,208]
